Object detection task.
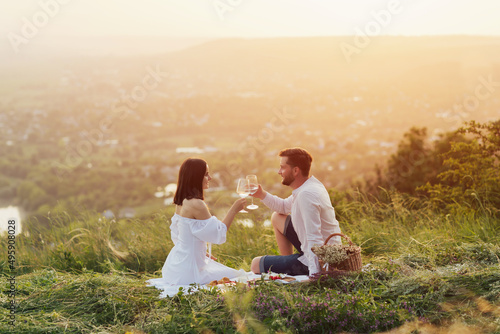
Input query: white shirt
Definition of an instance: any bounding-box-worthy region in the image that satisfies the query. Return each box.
[261,176,342,275]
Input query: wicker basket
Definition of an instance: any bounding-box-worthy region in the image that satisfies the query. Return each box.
[313,233,362,272]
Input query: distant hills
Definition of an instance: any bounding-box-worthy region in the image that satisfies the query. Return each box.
[0,36,211,63]
[158,35,500,83]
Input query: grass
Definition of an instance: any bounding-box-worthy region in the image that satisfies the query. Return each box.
[1,258,499,333]
[1,190,499,333]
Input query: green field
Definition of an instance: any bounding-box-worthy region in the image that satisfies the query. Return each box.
[2,189,499,333]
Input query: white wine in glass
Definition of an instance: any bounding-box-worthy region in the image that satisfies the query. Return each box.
[236,178,250,213]
[246,175,259,210]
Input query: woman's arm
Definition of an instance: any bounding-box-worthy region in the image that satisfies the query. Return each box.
[221,197,247,229]
[187,197,246,230]
[189,198,247,245]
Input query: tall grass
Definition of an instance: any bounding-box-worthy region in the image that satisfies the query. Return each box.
[1,189,499,276]
[332,189,500,257]
[2,208,175,275]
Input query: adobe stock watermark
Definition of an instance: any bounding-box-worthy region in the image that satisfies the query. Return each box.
[441,74,499,129]
[340,0,404,64]
[217,107,296,187]
[52,65,169,180]
[213,0,245,20]
[7,0,72,54]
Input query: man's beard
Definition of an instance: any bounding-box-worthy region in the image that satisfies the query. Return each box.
[281,174,294,186]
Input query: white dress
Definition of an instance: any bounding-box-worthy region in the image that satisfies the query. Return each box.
[146,214,246,297]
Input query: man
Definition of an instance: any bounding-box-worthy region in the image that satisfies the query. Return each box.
[250,147,341,276]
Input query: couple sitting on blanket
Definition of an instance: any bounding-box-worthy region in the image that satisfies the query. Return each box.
[148,147,342,291]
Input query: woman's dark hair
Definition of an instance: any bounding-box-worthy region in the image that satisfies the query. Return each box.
[173,158,207,205]
[279,147,313,176]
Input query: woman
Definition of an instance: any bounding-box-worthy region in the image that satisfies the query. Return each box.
[147,158,246,295]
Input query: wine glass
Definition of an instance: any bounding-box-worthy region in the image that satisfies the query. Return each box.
[246,175,259,210]
[236,178,251,213]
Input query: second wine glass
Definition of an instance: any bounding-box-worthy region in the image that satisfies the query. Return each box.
[246,175,259,210]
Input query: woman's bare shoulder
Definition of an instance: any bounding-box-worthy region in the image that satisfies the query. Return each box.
[181,199,211,219]
[182,198,206,209]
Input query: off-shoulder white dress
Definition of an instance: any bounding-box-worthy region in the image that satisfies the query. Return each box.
[146,214,246,297]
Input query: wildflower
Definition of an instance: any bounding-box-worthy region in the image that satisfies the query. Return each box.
[312,244,351,264]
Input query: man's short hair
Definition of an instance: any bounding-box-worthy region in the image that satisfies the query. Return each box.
[279,147,313,176]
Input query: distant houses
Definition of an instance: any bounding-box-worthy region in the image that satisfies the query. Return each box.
[102,207,136,219]
[175,147,204,154]
[119,207,136,219]
[175,146,218,154]
[102,210,115,219]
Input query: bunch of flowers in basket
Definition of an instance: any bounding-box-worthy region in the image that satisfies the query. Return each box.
[311,233,363,272]
[311,244,358,265]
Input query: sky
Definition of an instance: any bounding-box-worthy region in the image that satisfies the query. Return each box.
[1,0,500,40]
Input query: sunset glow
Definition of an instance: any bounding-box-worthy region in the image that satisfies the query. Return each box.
[1,0,500,41]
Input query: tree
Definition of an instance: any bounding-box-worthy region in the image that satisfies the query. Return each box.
[368,126,470,198]
[373,127,433,195]
[421,120,500,213]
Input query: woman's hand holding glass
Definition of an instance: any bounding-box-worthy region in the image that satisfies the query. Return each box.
[230,196,248,214]
[236,178,252,213]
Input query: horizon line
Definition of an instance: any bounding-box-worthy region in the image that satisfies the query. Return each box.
[19,33,500,38]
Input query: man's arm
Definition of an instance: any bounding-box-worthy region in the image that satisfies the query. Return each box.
[252,184,292,215]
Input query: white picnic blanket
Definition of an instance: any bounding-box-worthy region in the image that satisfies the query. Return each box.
[146,272,309,298]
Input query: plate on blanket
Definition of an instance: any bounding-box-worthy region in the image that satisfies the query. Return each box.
[206,277,238,287]
[245,272,302,285]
